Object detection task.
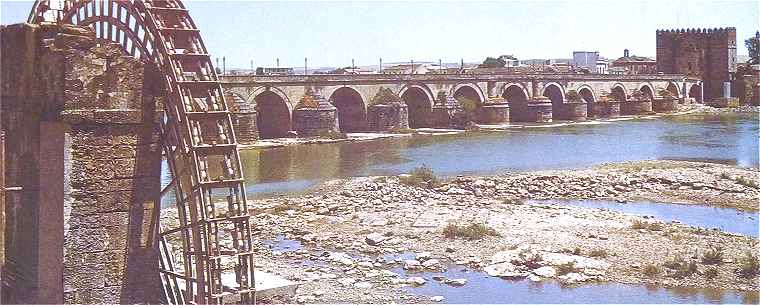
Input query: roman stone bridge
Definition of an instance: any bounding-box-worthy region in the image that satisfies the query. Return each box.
[221,74,702,140]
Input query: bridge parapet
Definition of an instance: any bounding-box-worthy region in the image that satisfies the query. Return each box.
[221,73,696,86]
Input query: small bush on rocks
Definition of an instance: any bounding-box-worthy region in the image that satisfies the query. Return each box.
[738,252,760,278]
[647,222,664,231]
[589,249,608,258]
[735,176,759,189]
[701,246,724,265]
[643,264,659,277]
[704,267,719,279]
[399,165,440,188]
[664,254,698,279]
[443,223,499,240]
[556,262,579,275]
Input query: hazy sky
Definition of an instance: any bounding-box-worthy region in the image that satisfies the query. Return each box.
[1,1,757,68]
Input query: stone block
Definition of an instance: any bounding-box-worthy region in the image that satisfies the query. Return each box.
[590,102,621,118]
[652,99,677,112]
[620,100,653,115]
[476,103,510,124]
[367,104,409,131]
[556,102,587,121]
[708,97,739,108]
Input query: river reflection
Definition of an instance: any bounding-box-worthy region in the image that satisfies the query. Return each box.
[230,113,758,197]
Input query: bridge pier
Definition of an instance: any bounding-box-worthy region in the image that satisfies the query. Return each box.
[367,104,409,131]
[621,99,654,115]
[292,91,340,136]
[475,98,510,124]
[591,100,622,118]
[517,97,553,123]
[652,98,677,112]
[431,94,467,129]
[555,101,588,121]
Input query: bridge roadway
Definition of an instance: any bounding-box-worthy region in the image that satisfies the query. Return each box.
[221,73,702,140]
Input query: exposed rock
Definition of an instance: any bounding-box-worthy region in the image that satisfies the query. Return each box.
[337,278,357,286]
[559,272,591,284]
[353,281,373,289]
[403,260,422,270]
[533,266,557,278]
[484,262,527,278]
[421,259,442,270]
[407,276,426,286]
[364,232,388,246]
[444,278,467,286]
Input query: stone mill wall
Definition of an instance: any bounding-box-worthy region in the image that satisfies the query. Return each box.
[1,23,161,304]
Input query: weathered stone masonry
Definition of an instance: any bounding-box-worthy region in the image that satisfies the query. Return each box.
[1,24,160,304]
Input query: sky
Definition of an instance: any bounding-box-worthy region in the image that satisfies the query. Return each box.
[1,0,757,69]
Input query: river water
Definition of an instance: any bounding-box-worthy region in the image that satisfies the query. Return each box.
[228,113,758,198]
[173,112,758,303]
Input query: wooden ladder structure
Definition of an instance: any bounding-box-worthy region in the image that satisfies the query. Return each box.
[27,1,256,304]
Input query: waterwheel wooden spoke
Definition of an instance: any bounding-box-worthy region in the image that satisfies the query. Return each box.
[28,1,255,304]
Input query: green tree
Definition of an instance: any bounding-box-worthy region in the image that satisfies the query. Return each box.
[746,32,759,64]
[479,57,506,68]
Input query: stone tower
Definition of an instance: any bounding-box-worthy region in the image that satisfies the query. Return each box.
[656,27,737,102]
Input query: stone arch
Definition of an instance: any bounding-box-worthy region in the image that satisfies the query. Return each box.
[499,83,530,100]
[639,83,655,101]
[666,82,681,98]
[577,85,596,116]
[688,83,702,103]
[502,84,530,122]
[542,83,565,118]
[253,89,292,139]
[451,83,486,104]
[610,83,627,102]
[329,87,367,132]
[400,84,434,128]
[226,91,252,112]
[541,82,566,101]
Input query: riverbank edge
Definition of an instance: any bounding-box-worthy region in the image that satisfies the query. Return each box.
[238,104,759,150]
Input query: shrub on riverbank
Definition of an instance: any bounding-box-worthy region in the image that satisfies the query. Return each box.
[400,165,440,188]
[738,252,759,278]
[704,267,719,279]
[631,220,663,231]
[664,254,698,279]
[589,249,608,258]
[443,222,498,240]
[701,246,724,265]
[643,264,660,277]
[556,262,580,275]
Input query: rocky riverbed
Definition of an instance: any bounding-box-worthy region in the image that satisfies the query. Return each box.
[161,160,759,303]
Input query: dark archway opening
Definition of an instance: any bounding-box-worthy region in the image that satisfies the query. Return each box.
[329,88,367,132]
[579,88,595,116]
[401,87,432,128]
[453,86,481,105]
[640,86,654,101]
[666,83,680,98]
[543,84,564,119]
[502,85,529,122]
[255,91,291,139]
[688,84,702,103]
[611,86,627,102]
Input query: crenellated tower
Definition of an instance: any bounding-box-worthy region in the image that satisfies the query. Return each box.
[656,27,737,102]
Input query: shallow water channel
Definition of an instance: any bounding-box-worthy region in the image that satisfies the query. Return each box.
[529,199,759,237]
[263,198,759,304]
